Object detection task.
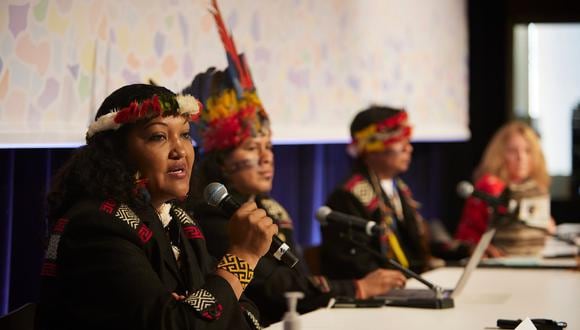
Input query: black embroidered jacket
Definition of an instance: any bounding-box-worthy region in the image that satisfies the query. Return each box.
[39,199,260,330]
[320,172,430,277]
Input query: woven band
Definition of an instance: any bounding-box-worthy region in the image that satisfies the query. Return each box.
[217,253,254,290]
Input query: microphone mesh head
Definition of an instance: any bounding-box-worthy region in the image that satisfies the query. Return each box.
[315,206,332,223]
[456,181,474,198]
[204,182,228,206]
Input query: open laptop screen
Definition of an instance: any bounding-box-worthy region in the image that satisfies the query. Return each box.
[451,228,496,298]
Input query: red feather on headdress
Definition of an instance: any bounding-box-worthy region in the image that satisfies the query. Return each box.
[209,0,254,91]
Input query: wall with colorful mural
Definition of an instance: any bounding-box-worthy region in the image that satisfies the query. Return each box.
[0,0,468,147]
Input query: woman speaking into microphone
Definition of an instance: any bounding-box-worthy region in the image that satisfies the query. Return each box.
[39,84,274,330]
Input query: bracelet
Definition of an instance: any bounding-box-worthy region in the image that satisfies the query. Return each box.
[217,254,254,290]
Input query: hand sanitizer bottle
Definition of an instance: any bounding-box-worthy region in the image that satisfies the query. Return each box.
[283,291,304,330]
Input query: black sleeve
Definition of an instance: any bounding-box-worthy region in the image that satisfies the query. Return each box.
[194,203,230,259]
[248,259,357,327]
[244,255,331,326]
[196,200,357,326]
[325,278,357,297]
[50,207,254,330]
[320,190,383,279]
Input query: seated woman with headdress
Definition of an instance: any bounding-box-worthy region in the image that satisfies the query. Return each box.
[39,84,274,329]
[183,69,406,326]
[180,2,407,326]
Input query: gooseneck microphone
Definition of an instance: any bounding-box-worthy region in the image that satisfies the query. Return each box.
[316,206,384,236]
[456,181,505,207]
[337,231,447,302]
[204,182,299,268]
[457,180,521,226]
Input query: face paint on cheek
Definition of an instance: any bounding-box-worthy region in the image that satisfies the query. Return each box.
[226,157,260,174]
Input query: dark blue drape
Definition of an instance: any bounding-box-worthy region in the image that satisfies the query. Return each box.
[270,143,461,249]
[0,148,73,315]
[270,144,352,247]
[0,143,464,315]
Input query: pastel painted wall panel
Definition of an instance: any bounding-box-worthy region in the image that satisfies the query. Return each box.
[0,0,468,147]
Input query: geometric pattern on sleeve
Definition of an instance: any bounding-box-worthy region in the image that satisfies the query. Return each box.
[172,206,205,240]
[259,198,293,229]
[243,308,263,330]
[115,204,141,229]
[99,200,153,244]
[114,204,153,244]
[217,254,254,290]
[172,206,195,225]
[344,174,379,212]
[184,288,223,321]
[40,217,70,277]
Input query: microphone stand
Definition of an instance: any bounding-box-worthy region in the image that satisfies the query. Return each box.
[338,230,454,309]
[489,197,578,247]
[487,201,579,258]
[339,231,444,299]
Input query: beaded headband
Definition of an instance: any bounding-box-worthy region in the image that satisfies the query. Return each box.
[87,93,201,138]
[347,111,412,156]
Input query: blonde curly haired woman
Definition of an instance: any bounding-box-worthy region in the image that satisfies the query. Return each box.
[455,121,555,257]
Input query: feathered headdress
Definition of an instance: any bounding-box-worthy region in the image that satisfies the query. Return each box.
[183,0,269,152]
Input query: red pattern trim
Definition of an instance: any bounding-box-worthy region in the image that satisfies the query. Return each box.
[53,218,69,233]
[137,225,153,243]
[344,174,364,191]
[367,197,379,212]
[100,200,116,214]
[40,262,57,277]
[201,303,223,320]
[183,225,205,240]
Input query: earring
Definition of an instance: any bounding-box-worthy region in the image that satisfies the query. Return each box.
[134,171,151,203]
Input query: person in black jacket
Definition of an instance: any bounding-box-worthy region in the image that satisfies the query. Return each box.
[39,83,276,330]
[320,106,473,279]
[180,4,406,325]
[188,125,406,326]
[320,106,432,277]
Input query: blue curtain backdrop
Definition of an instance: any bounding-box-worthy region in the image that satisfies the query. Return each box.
[0,143,465,315]
[269,143,449,248]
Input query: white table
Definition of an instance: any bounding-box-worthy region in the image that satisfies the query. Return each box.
[265,267,580,329]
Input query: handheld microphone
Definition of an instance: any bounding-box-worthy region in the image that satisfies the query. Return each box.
[203,182,299,268]
[316,206,384,236]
